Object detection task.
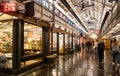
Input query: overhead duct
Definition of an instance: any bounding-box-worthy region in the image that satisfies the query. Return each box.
[60,0,88,32]
[99,11,109,34]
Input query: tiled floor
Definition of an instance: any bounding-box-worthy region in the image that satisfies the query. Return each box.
[1,49,120,76]
[18,49,118,76]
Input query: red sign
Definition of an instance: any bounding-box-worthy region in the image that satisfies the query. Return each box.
[3,2,16,12]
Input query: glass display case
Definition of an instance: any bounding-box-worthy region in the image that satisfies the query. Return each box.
[24,23,43,55]
[70,36,72,48]
[53,33,57,52]
[73,37,75,50]
[0,14,13,68]
[65,35,68,50]
[59,34,63,54]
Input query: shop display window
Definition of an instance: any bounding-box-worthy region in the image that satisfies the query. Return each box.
[53,33,57,51]
[50,31,52,52]
[70,36,72,48]
[73,37,75,49]
[59,34,63,54]
[22,23,43,67]
[65,35,68,49]
[0,16,13,69]
[24,23,43,55]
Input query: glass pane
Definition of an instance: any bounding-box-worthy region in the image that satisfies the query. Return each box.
[73,37,75,49]
[24,23,43,55]
[59,34,63,54]
[70,36,72,48]
[22,23,43,67]
[0,19,13,68]
[53,33,57,51]
[65,35,68,49]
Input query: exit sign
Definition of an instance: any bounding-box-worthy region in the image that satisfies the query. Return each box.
[3,2,16,12]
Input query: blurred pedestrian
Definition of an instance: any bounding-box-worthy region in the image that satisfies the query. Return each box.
[97,40,105,63]
[111,38,119,63]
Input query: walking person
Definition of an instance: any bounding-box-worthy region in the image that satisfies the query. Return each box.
[86,39,92,55]
[111,38,119,63]
[97,41,105,63]
[94,40,98,55]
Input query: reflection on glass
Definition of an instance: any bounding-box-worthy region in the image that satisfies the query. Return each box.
[65,35,68,50]
[22,23,43,67]
[53,33,57,51]
[70,36,72,48]
[24,23,43,55]
[59,35,63,54]
[73,37,75,49]
[0,19,13,68]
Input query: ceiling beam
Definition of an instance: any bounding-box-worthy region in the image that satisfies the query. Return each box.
[92,1,112,8]
[60,0,88,32]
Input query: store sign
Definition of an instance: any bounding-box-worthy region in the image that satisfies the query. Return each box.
[3,2,16,12]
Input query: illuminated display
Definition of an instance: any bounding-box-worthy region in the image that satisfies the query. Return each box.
[3,2,16,12]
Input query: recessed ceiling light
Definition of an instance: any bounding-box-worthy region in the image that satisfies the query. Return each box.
[116,24,120,27]
[0,22,2,25]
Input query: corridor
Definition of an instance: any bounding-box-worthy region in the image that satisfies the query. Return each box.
[11,49,117,76]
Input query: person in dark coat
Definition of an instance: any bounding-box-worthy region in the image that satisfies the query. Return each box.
[97,41,105,63]
[86,40,92,54]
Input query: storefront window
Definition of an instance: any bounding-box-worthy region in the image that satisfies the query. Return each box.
[70,36,72,48]
[53,33,57,51]
[65,35,68,49]
[21,23,43,67]
[73,37,75,49]
[0,15,13,68]
[24,23,43,55]
[59,34,63,54]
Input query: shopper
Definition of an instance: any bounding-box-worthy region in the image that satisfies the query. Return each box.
[97,41,105,63]
[86,39,92,54]
[94,40,98,55]
[0,53,7,69]
[111,38,119,63]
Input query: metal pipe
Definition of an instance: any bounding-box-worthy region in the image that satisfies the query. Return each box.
[60,0,88,32]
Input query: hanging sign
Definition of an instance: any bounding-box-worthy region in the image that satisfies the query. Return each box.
[3,1,16,12]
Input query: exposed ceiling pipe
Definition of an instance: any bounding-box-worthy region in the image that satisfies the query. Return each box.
[60,0,88,32]
[99,0,117,36]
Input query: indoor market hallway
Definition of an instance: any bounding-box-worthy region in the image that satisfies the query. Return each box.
[1,49,117,76]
